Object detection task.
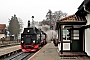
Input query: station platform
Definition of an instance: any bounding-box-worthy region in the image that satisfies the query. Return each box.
[28,43,61,60]
[28,43,90,60]
[0,45,20,57]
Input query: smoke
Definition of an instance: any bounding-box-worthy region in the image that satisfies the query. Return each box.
[35,25,57,41]
[41,25,50,32]
[35,25,50,32]
[46,30,57,40]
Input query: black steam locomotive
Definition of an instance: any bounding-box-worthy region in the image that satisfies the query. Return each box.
[20,20,47,52]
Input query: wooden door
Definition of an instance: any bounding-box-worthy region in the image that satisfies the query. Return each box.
[71,29,81,52]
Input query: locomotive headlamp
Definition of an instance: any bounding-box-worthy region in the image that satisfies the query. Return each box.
[33,40,35,43]
[22,37,23,38]
[27,30,30,32]
[21,40,24,43]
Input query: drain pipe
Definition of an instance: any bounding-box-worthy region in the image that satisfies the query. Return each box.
[83,5,90,13]
[83,5,90,28]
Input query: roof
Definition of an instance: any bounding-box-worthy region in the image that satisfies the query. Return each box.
[58,14,76,22]
[55,14,87,30]
[0,24,6,30]
[57,14,86,22]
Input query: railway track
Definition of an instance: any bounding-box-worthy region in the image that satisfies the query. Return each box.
[3,46,42,60]
[4,52,34,60]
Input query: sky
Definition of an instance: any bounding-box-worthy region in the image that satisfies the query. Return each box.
[0,0,84,27]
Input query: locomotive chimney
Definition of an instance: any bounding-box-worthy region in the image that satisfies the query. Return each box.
[28,20,30,27]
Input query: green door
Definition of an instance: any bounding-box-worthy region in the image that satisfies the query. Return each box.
[71,40,80,51]
[71,30,81,52]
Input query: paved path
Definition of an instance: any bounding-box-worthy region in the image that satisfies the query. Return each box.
[0,45,20,57]
[28,43,90,60]
[28,43,62,60]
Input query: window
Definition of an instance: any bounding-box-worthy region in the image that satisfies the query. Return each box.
[63,29,69,40]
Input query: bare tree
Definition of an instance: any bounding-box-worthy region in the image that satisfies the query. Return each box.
[52,10,67,22]
[39,10,67,30]
[40,19,50,25]
[46,9,52,29]
[18,18,24,32]
[46,10,67,29]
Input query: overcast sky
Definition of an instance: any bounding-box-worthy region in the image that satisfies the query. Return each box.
[0,0,84,27]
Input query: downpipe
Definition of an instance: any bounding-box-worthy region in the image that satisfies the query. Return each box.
[83,5,90,13]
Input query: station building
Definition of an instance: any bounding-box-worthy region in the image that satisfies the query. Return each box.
[56,0,90,56]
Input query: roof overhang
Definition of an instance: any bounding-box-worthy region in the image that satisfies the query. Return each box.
[55,21,87,30]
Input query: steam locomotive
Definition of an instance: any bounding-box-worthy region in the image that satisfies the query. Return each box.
[20,20,47,52]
